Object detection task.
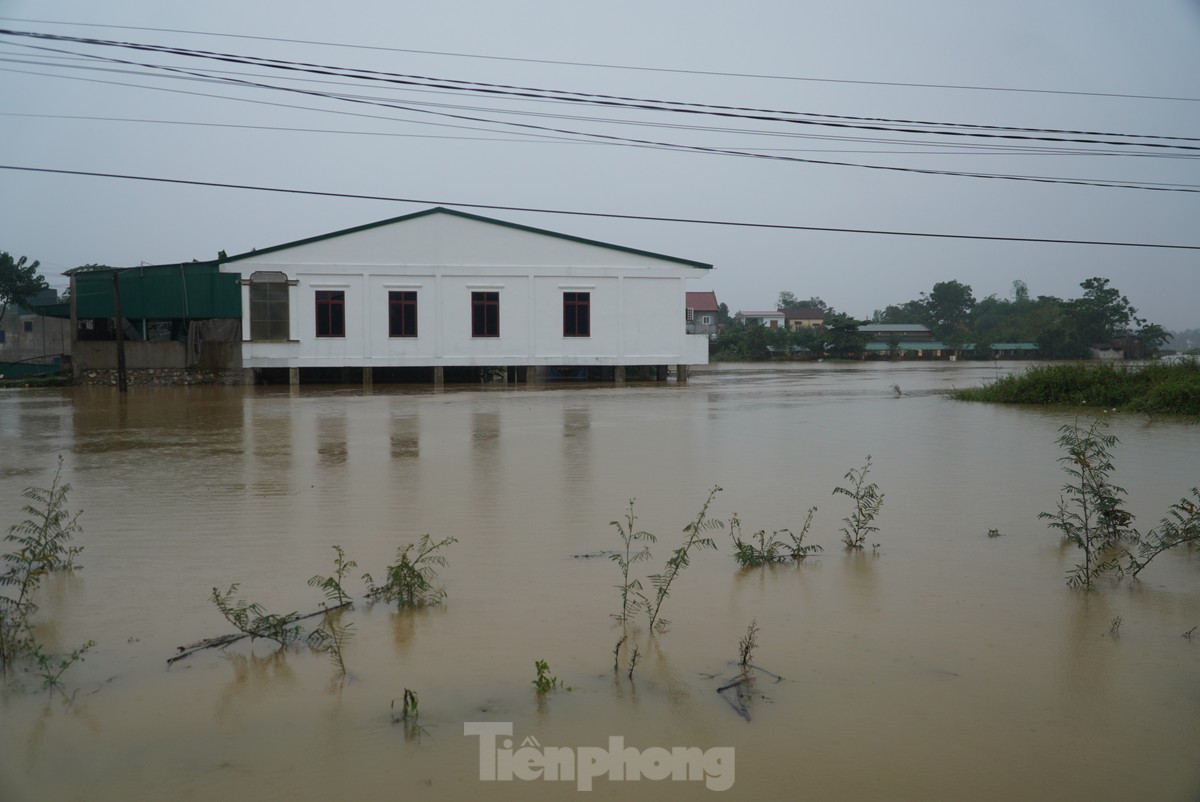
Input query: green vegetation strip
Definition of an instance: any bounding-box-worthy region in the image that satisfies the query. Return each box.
[952,361,1200,416]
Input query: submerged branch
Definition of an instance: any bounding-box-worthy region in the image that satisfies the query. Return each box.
[167,601,351,665]
[715,665,784,722]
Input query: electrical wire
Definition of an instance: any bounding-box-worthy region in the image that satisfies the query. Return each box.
[3,164,1199,251]
[13,57,1191,162]
[4,42,1196,192]
[3,15,1198,104]
[2,29,1196,150]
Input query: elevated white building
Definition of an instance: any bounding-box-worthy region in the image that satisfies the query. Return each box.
[218,207,713,384]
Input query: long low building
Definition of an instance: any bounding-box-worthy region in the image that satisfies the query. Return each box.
[65,207,714,386]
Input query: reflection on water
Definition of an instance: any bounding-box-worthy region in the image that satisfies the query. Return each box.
[0,363,1198,801]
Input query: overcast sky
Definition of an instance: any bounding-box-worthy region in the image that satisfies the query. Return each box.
[2,1,1198,330]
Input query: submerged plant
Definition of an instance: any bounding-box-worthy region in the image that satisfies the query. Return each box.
[730,513,789,566]
[646,486,724,632]
[308,545,357,608]
[1127,489,1200,579]
[4,455,84,575]
[210,584,303,647]
[307,610,354,679]
[1,458,89,683]
[33,639,95,690]
[532,659,562,694]
[306,545,358,679]
[626,645,640,682]
[1039,419,1136,589]
[610,499,656,630]
[392,688,425,740]
[364,535,457,608]
[613,633,627,674]
[788,507,822,559]
[737,619,759,672]
[833,456,885,549]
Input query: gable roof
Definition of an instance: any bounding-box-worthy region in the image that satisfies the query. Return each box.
[686,291,720,312]
[783,307,824,321]
[218,207,712,270]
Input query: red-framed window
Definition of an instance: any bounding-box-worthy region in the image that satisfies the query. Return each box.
[315,290,345,338]
[472,291,499,338]
[389,291,418,337]
[563,292,590,337]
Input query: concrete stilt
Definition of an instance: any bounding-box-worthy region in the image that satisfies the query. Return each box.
[433,366,444,388]
[676,364,688,383]
[289,367,300,386]
[614,366,625,384]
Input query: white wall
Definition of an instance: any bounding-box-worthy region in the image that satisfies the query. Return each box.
[227,211,710,369]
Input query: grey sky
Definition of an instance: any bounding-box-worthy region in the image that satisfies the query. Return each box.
[2,0,1198,330]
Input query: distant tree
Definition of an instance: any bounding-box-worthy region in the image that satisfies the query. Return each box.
[1066,277,1139,345]
[925,280,976,339]
[822,313,869,359]
[872,299,927,325]
[1137,323,1171,357]
[778,292,828,311]
[0,252,49,321]
[1011,280,1030,304]
[718,302,732,325]
[791,325,822,357]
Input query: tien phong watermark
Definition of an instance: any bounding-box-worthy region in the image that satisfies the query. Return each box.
[464,721,735,792]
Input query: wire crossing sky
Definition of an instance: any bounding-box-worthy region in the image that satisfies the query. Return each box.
[2,0,1198,328]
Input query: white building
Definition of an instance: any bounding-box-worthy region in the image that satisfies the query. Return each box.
[219,207,713,384]
[733,310,786,329]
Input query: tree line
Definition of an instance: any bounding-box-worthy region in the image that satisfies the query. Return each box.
[713,278,1172,361]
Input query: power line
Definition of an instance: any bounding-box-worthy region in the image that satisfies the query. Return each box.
[13,59,1193,162]
[4,163,1199,251]
[5,42,1197,192]
[3,15,1198,104]
[12,111,1187,159]
[4,29,1196,151]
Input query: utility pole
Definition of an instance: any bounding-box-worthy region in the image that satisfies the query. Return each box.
[112,271,128,392]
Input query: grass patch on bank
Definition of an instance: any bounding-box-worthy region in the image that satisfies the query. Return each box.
[952,361,1200,416]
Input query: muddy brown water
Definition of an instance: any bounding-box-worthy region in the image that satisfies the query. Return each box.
[1,362,1197,801]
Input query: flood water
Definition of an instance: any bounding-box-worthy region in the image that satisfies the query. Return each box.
[1,362,1198,801]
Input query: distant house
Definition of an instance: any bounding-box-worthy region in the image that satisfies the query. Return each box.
[218,207,713,384]
[0,288,71,378]
[860,323,933,342]
[783,307,824,331]
[859,320,1039,360]
[734,310,785,329]
[685,291,721,339]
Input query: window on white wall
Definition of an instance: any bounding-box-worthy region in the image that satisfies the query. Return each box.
[388,291,418,337]
[563,292,590,337]
[248,271,290,341]
[315,290,345,338]
[472,291,499,337]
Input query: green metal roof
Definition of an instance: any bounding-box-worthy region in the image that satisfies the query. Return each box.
[865,341,953,351]
[864,341,1039,351]
[72,262,240,319]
